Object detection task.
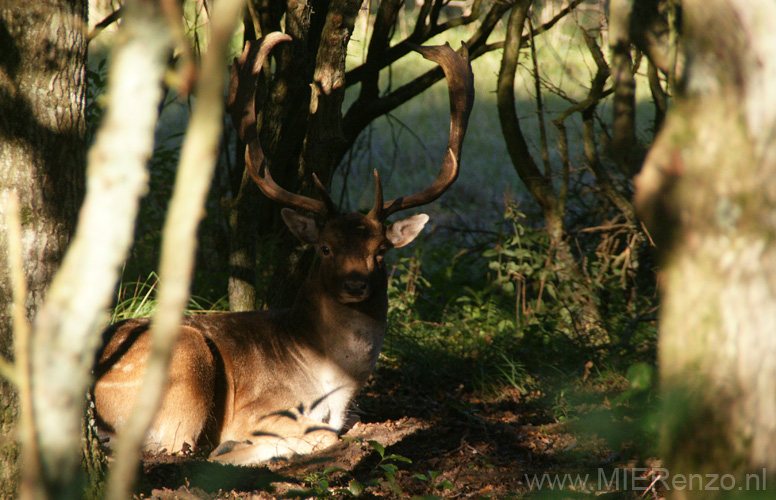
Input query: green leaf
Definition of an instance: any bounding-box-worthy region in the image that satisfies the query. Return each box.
[348,479,364,496]
[435,479,455,491]
[383,454,412,463]
[367,440,385,457]
[379,463,399,475]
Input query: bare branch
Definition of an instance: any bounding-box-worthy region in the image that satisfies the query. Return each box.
[579,31,638,226]
[342,0,585,158]
[496,0,562,239]
[346,0,507,88]
[526,16,551,179]
[87,8,123,42]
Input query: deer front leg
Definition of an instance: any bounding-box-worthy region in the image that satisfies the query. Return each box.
[209,407,339,465]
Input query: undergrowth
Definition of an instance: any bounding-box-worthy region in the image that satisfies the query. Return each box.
[378,195,661,474]
[384,197,657,391]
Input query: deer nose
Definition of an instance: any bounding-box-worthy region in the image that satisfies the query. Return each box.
[343,274,368,297]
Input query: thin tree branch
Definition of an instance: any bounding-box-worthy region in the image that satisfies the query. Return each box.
[527,16,551,179]
[87,8,123,42]
[341,0,510,158]
[346,0,584,87]
[576,30,638,226]
[341,0,585,166]
[357,0,405,103]
[104,0,246,498]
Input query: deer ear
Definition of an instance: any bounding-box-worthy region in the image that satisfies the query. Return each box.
[386,214,429,248]
[281,208,319,244]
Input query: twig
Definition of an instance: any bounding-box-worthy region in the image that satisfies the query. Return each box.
[87,8,123,42]
[577,223,629,234]
[527,15,552,180]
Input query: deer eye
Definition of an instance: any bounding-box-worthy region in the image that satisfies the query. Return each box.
[320,245,331,256]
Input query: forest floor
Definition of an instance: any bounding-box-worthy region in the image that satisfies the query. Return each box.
[133,360,665,500]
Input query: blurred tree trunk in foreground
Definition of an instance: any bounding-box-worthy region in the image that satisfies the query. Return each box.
[0,0,87,495]
[16,0,177,496]
[635,0,776,495]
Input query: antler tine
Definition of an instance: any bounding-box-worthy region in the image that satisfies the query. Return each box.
[380,42,475,221]
[312,173,338,215]
[366,169,384,220]
[228,32,292,143]
[236,32,333,217]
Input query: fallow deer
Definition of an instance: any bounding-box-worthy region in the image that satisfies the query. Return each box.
[93,32,474,465]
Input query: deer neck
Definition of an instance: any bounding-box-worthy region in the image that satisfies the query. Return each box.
[291,269,388,382]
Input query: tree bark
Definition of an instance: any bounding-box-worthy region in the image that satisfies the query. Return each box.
[608,0,636,173]
[234,0,363,309]
[0,0,87,495]
[635,0,776,494]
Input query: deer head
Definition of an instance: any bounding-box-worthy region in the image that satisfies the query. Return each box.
[229,34,475,306]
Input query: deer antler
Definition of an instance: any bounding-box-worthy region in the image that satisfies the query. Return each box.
[231,37,474,220]
[229,33,336,217]
[373,42,475,221]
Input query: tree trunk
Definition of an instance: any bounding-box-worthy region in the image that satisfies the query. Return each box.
[264,0,362,307]
[228,0,362,309]
[635,0,776,494]
[226,156,261,312]
[0,0,87,494]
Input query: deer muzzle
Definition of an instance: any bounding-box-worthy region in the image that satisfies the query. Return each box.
[342,272,370,301]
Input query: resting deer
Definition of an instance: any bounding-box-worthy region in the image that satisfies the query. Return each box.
[93,33,474,465]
